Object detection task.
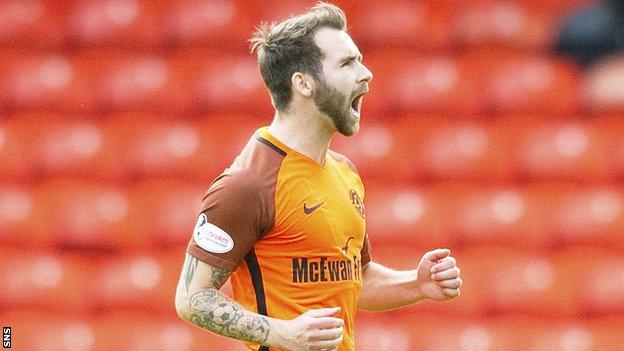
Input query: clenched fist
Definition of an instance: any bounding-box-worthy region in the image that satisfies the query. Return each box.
[415,249,462,301]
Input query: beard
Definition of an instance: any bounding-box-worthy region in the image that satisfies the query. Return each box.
[313,76,356,136]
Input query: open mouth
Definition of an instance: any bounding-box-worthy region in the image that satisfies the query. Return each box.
[350,94,364,116]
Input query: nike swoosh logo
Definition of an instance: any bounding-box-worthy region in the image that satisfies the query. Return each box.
[303,201,324,215]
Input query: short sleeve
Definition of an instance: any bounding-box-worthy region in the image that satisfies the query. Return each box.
[186,174,273,271]
[360,233,372,267]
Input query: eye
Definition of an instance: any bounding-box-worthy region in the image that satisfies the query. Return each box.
[342,60,354,67]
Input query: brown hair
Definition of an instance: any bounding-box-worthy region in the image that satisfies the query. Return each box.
[249,2,347,111]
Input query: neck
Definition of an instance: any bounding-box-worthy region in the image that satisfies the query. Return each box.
[268,109,333,165]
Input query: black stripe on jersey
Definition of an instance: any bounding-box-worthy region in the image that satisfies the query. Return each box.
[245,249,270,351]
[255,134,287,156]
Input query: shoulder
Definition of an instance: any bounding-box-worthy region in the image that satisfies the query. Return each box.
[207,171,264,199]
[328,149,359,175]
[206,132,287,199]
[199,170,274,236]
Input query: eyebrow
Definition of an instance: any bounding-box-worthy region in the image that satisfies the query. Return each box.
[339,54,363,65]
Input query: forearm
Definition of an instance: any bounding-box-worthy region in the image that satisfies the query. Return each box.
[177,287,286,347]
[357,262,424,311]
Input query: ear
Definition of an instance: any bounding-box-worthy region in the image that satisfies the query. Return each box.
[291,72,315,98]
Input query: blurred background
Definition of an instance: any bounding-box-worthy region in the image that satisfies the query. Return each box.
[1,0,624,350]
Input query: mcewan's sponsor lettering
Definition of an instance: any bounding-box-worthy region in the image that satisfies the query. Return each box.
[292,256,362,283]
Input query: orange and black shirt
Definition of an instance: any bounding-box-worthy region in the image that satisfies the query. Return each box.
[187,127,371,351]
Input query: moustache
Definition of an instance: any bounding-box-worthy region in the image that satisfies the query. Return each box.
[353,85,369,98]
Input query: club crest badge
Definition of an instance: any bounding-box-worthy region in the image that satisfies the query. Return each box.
[349,189,365,218]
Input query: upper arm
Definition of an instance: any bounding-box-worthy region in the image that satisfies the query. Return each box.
[176,174,270,311]
[186,174,273,271]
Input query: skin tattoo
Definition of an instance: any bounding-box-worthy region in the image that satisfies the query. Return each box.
[182,254,198,293]
[181,254,270,344]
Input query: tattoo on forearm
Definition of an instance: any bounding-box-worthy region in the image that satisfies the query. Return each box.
[182,254,198,293]
[188,288,270,344]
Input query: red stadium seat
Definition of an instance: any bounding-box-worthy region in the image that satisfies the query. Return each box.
[410,121,510,181]
[587,317,624,351]
[0,119,35,179]
[0,53,94,112]
[250,0,324,23]
[462,51,581,115]
[108,119,212,180]
[107,116,258,180]
[0,310,98,351]
[66,0,164,48]
[38,179,135,250]
[557,247,624,315]
[339,119,508,182]
[355,313,420,351]
[534,184,624,247]
[92,312,246,351]
[171,52,273,114]
[600,117,624,178]
[479,316,624,351]
[502,118,612,181]
[461,246,576,316]
[356,315,520,351]
[76,52,188,112]
[443,184,548,248]
[584,55,624,113]
[126,180,207,247]
[26,118,128,179]
[163,0,254,51]
[0,249,90,312]
[89,253,182,311]
[0,0,66,48]
[449,1,556,50]
[0,183,47,247]
[364,184,451,248]
[350,0,451,50]
[364,52,480,115]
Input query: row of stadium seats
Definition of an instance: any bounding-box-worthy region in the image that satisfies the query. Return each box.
[355,314,624,351]
[2,50,623,114]
[2,245,623,316]
[2,310,246,351]
[2,116,624,181]
[1,0,590,51]
[2,51,623,114]
[2,180,623,250]
[3,310,621,351]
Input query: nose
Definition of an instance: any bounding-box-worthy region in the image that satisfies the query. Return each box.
[358,62,373,84]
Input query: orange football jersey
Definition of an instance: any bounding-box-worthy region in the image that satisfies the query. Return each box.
[187,127,371,351]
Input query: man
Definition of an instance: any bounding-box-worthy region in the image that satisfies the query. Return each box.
[175,3,462,351]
